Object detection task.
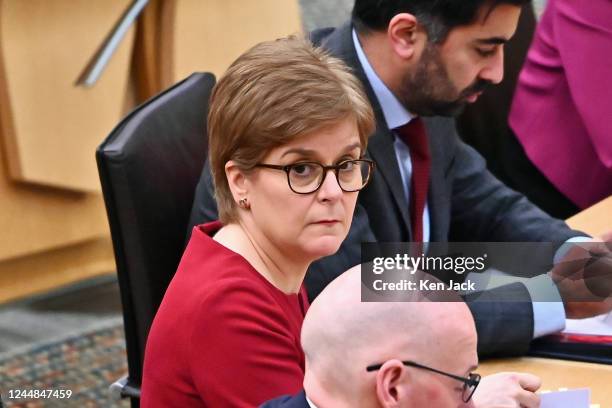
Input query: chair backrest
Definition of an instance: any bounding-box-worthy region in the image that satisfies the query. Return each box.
[96,73,216,392]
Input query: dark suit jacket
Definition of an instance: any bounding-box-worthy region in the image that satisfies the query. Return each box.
[187,23,585,357]
[260,391,309,408]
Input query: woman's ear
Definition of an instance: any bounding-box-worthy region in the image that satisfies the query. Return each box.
[387,13,425,60]
[375,360,410,408]
[225,160,249,204]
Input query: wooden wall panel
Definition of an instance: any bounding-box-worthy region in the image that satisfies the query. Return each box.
[0,0,135,191]
[0,0,303,303]
[0,143,111,262]
[0,238,114,304]
[160,0,303,87]
[0,0,129,303]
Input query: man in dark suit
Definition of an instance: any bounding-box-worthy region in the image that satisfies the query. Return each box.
[262,266,542,408]
[189,0,611,357]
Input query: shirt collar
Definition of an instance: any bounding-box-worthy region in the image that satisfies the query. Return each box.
[351,28,414,129]
[305,394,318,408]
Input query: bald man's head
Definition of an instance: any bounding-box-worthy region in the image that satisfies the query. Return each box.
[302,265,478,408]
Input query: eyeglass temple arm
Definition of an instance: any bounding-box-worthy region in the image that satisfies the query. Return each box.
[366,361,478,386]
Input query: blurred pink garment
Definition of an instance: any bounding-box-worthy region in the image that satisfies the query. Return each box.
[509,0,612,209]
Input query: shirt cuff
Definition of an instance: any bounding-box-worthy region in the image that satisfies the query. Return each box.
[531,237,593,338]
[526,274,566,338]
[553,236,593,264]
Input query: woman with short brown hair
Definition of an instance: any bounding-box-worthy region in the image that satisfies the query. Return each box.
[141,36,374,407]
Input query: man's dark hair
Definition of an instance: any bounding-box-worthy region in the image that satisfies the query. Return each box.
[352,0,531,42]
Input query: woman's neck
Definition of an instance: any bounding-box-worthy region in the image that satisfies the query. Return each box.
[213,223,309,294]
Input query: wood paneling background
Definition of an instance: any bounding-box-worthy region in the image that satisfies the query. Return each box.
[0,0,302,303]
[0,0,135,191]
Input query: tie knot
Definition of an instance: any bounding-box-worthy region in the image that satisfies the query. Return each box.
[395,118,429,158]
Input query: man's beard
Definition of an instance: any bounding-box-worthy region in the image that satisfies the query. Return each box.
[398,43,491,117]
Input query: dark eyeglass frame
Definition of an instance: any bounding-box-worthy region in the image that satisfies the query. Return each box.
[254,159,375,195]
[366,360,481,403]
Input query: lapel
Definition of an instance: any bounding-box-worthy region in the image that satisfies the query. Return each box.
[422,118,443,243]
[321,24,412,236]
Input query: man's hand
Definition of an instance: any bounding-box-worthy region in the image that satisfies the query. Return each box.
[551,239,612,319]
[472,372,541,408]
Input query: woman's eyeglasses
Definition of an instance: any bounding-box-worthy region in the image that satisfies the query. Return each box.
[366,360,481,403]
[255,159,375,194]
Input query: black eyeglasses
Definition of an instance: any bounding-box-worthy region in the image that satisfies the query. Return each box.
[366,360,481,403]
[254,159,375,194]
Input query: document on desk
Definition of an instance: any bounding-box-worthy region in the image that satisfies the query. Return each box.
[540,388,590,408]
[564,312,612,336]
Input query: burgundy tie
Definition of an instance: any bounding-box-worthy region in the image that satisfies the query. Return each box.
[395,118,430,243]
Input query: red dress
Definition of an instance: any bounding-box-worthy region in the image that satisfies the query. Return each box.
[141,221,309,407]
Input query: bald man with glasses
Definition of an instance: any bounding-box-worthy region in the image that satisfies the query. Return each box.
[262,266,541,408]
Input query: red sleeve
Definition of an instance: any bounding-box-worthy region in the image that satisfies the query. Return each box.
[189,278,304,407]
[554,0,612,168]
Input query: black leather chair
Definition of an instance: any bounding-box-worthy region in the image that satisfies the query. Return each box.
[96,72,216,406]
